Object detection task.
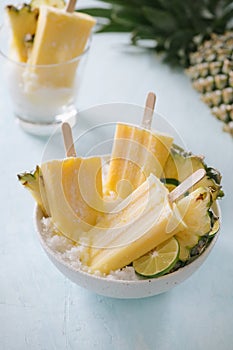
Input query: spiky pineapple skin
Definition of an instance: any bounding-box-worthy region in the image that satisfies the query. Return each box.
[18,166,49,217]
[187,32,233,135]
[79,0,233,135]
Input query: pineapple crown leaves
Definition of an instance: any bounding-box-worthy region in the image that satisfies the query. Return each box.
[78,0,233,67]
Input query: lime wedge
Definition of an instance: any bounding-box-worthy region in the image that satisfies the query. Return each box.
[133,237,179,277]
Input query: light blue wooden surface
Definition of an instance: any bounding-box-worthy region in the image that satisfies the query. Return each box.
[0,2,233,349]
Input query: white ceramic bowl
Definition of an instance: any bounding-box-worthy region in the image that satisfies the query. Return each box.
[34,202,220,299]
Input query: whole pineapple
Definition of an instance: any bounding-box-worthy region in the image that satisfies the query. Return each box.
[187,32,233,134]
[79,0,233,135]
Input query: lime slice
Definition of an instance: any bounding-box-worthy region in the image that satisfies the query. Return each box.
[133,237,179,277]
[30,0,65,9]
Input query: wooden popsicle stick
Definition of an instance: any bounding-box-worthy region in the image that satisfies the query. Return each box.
[141,92,156,129]
[66,0,77,13]
[62,122,77,157]
[168,168,206,203]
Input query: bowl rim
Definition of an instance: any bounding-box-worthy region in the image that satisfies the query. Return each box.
[34,201,221,286]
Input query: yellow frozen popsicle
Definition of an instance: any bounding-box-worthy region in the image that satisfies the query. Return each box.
[104,123,174,199]
[41,156,103,242]
[82,174,185,274]
[27,5,96,86]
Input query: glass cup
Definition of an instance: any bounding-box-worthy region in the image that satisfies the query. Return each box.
[0,22,91,135]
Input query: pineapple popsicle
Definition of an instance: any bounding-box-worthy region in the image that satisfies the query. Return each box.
[104,123,174,199]
[41,156,103,242]
[81,174,186,274]
[26,5,96,87]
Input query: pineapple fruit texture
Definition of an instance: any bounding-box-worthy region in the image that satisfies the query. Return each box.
[40,157,103,242]
[186,32,233,135]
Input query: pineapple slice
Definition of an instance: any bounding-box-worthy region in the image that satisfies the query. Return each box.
[175,187,211,262]
[40,157,103,242]
[6,4,39,62]
[163,144,222,200]
[18,157,103,242]
[18,166,49,217]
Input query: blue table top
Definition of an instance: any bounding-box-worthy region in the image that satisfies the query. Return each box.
[0,2,233,349]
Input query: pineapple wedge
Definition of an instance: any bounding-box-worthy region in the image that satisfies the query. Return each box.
[163,144,222,200]
[40,157,103,242]
[18,156,103,242]
[175,187,212,261]
[6,4,39,62]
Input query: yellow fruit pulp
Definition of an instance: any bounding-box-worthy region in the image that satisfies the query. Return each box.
[41,157,103,243]
[175,187,211,261]
[6,4,39,62]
